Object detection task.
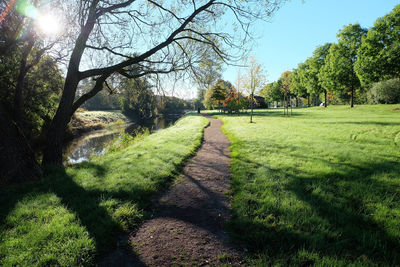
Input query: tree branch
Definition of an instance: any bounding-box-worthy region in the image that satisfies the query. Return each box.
[79,0,215,80]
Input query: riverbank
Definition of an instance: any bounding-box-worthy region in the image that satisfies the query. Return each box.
[0,113,209,266]
[68,110,130,139]
[64,112,184,165]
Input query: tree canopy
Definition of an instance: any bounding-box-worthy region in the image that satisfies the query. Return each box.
[355,4,400,85]
[319,24,367,107]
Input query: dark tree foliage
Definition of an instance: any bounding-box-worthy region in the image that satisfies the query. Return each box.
[120,77,156,121]
[157,96,190,115]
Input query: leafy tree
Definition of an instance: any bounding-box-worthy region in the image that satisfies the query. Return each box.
[120,77,156,120]
[222,90,249,113]
[260,81,284,106]
[292,62,313,106]
[319,24,367,108]
[280,71,292,107]
[193,88,206,110]
[355,4,400,85]
[0,51,63,142]
[77,80,120,110]
[203,87,218,110]
[304,43,332,107]
[203,79,232,109]
[157,96,189,115]
[260,83,274,104]
[289,67,308,106]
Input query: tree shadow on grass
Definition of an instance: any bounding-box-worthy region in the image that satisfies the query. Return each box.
[227,149,400,265]
[321,121,400,126]
[0,162,150,265]
[205,108,305,118]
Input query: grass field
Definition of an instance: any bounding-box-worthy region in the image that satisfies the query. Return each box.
[0,114,208,266]
[215,105,400,266]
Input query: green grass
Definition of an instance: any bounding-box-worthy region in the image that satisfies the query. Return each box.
[75,110,130,124]
[215,105,400,266]
[0,113,208,266]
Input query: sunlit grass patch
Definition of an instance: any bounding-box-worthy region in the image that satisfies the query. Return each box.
[217,105,400,266]
[0,113,208,266]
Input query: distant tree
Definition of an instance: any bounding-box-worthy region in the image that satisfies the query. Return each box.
[306,43,332,107]
[158,96,189,114]
[193,88,206,110]
[244,58,265,123]
[193,50,223,110]
[280,71,292,108]
[260,83,274,104]
[78,80,120,110]
[289,67,308,106]
[355,4,400,85]
[120,77,156,120]
[295,60,318,106]
[223,89,249,113]
[203,79,230,109]
[261,81,284,106]
[319,24,367,108]
[203,87,218,110]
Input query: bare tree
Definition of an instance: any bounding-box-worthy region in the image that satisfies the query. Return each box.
[244,57,265,123]
[33,0,285,166]
[234,68,244,94]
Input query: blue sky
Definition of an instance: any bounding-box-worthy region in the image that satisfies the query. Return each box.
[222,0,400,84]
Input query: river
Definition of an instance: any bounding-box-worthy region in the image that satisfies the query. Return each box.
[64,115,181,165]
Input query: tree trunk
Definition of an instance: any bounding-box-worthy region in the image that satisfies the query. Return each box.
[350,87,354,108]
[250,92,254,123]
[42,78,79,167]
[41,8,98,167]
[324,90,327,108]
[0,104,42,187]
[308,94,310,107]
[13,69,27,122]
[13,40,34,122]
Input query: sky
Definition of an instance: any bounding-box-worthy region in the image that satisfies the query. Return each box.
[222,0,400,85]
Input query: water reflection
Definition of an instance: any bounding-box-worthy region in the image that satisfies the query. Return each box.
[64,115,180,165]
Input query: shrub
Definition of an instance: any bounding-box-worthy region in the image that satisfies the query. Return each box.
[368,78,400,104]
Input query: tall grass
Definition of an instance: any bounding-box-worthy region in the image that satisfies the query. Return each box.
[216,105,400,266]
[0,113,208,266]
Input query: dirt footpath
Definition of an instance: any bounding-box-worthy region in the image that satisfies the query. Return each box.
[101,114,243,266]
[130,114,241,266]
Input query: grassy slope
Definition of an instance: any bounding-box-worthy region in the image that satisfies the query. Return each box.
[216,105,400,266]
[74,110,130,124]
[0,114,208,266]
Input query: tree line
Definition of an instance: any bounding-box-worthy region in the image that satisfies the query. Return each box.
[261,4,400,108]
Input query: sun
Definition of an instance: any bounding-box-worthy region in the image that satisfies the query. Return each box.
[36,14,61,35]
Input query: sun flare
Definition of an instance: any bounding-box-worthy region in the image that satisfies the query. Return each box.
[36,14,61,35]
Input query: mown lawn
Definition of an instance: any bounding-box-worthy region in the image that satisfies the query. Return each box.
[216,105,400,266]
[0,113,208,266]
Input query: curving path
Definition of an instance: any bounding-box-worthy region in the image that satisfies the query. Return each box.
[101,114,242,266]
